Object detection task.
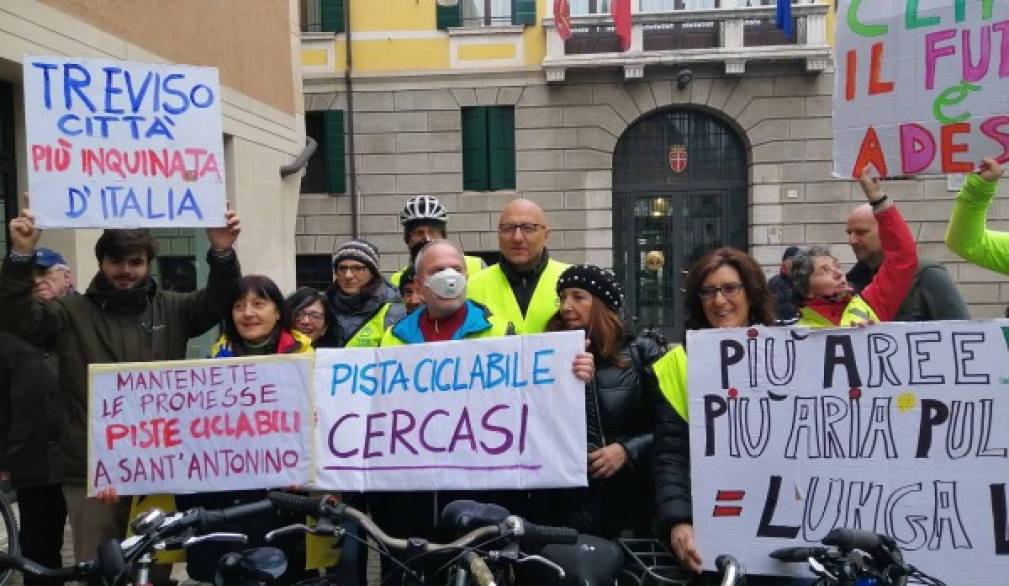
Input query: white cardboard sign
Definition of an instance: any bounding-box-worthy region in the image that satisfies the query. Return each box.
[688,321,1009,585]
[23,56,227,228]
[88,355,314,496]
[313,331,588,491]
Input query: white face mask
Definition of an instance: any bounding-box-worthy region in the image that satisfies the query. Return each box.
[424,268,466,299]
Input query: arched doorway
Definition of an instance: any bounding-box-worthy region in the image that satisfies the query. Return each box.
[613,108,748,343]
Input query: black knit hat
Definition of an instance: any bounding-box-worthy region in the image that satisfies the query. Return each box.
[556,264,623,312]
[333,239,381,277]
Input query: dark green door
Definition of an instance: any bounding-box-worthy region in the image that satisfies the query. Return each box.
[613,109,748,343]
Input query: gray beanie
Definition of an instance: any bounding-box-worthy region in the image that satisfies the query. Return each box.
[333,239,381,277]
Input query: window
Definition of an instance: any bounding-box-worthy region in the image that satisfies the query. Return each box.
[302,110,346,194]
[297,255,334,291]
[438,0,535,29]
[462,106,515,192]
[300,0,345,33]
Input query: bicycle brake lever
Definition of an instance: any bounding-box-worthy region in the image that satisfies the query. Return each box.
[266,521,345,542]
[515,554,566,580]
[183,533,248,547]
[807,557,837,581]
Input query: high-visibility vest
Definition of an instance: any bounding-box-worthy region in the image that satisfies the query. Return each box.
[652,345,689,422]
[466,259,568,334]
[390,255,486,287]
[345,303,392,347]
[797,295,879,328]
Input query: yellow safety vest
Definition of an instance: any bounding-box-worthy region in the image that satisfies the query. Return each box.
[390,255,486,287]
[345,303,391,348]
[797,295,879,328]
[652,345,689,422]
[466,259,569,334]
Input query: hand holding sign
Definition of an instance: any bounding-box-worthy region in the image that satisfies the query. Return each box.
[979,157,1004,183]
[207,207,241,252]
[9,206,40,255]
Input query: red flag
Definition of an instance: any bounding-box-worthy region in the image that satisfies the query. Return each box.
[554,0,572,41]
[611,0,632,51]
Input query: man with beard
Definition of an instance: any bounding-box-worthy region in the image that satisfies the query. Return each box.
[390,194,485,287]
[0,207,241,563]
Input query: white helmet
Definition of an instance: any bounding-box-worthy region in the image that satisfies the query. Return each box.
[400,195,448,226]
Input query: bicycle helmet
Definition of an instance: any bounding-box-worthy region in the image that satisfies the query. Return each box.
[400,195,449,227]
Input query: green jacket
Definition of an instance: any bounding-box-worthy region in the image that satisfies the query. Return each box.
[0,250,241,485]
[946,173,1009,274]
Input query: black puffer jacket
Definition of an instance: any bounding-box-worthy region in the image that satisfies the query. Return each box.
[0,331,65,486]
[587,334,665,463]
[535,333,665,537]
[652,389,691,536]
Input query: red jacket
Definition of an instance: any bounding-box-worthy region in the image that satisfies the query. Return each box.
[805,206,917,324]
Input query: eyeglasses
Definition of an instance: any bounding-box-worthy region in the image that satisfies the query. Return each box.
[698,283,745,301]
[336,265,369,276]
[498,223,544,235]
[295,310,326,323]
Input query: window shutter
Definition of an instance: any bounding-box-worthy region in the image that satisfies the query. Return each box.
[462,107,490,191]
[512,0,537,25]
[321,0,345,33]
[488,107,516,191]
[323,110,346,194]
[437,2,462,30]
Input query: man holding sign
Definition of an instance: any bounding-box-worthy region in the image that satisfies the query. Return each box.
[0,206,241,563]
[369,239,593,579]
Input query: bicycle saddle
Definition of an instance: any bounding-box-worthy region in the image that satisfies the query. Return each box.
[215,546,288,585]
[540,534,625,586]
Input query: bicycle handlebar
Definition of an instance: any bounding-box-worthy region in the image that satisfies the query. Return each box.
[822,528,881,552]
[769,546,829,563]
[0,553,94,581]
[266,492,578,552]
[715,554,744,586]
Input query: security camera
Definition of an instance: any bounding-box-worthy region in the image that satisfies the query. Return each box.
[676,69,693,90]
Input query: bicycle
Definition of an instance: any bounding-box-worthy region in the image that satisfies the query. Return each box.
[770,527,945,586]
[0,498,281,585]
[264,492,582,585]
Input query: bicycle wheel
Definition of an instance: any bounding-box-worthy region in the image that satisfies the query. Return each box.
[0,490,20,586]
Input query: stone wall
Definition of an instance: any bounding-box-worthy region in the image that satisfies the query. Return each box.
[301,63,1009,318]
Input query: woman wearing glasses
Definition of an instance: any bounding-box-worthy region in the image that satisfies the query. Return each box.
[789,168,917,328]
[322,239,406,348]
[285,287,334,347]
[652,248,778,580]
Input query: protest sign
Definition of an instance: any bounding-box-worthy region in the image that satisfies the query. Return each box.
[88,355,314,496]
[833,1,1009,178]
[23,56,226,228]
[314,331,587,492]
[688,321,1009,584]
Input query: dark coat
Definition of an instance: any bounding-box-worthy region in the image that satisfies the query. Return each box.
[535,334,665,538]
[0,250,241,485]
[652,392,691,536]
[321,280,405,347]
[0,331,65,486]
[847,257,970,321]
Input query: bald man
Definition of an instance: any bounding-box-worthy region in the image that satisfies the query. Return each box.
[846,203,970,321]
[467,199,570,334]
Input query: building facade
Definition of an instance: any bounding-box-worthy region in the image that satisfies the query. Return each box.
[299,0,1009,342]
[0,0,308,318]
